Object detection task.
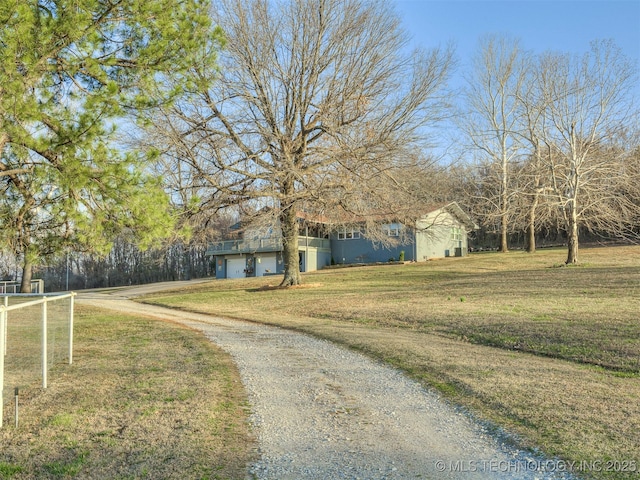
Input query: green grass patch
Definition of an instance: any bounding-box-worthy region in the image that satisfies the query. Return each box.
[49,413,75,428]
[0,462,24,478]
[43,449,88,477]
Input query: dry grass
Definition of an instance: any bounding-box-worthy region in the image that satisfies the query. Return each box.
[142,245,640,479]
[2,297,72,400]
[0,307,255,479]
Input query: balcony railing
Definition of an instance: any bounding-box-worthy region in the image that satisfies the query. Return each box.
[207,236,330,255]
[207,238,282,255]
[299,237,331,249]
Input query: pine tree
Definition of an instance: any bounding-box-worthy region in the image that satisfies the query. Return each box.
[0,0,221,291]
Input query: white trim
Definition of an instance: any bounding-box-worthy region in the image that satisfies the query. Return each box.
[338,228,361,240]
[383,223,400,237]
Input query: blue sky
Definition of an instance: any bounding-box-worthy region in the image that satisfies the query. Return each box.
[395,0,640,78]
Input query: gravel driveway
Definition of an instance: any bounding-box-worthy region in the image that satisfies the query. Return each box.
[78,282,571,480]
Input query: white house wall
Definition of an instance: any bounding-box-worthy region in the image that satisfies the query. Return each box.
[415,210,468,260]
[255,254,278,277]
[226,256,246,279]
[305,248,317,272]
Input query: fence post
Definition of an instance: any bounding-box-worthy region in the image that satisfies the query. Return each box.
[42,298,48,389]
[2,296,6,355]
[0,304,5,427]
[68,293,74,365]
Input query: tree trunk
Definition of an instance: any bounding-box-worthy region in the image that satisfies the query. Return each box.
[498,159,509,253]
[526,221,536,253]
[526,191,539,253]
[279,204,301,287]
[182,243,191,281]
[20,256,33,293]
[499,217,509,252]
[565,201,579,264]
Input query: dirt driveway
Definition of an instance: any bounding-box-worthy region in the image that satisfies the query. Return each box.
[77,281,568,479]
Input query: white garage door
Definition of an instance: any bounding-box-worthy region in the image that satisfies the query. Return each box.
[256,255,277,277]
[226,257,246,279]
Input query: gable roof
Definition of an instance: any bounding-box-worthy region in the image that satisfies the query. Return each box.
[437,202,479,231]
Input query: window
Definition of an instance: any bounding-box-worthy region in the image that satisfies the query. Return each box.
[451,227,462,241]
[383,223,400,237]
[338,228,361,240]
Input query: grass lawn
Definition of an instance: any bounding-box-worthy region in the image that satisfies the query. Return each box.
[0,307,255,479]
[141,245,640,480]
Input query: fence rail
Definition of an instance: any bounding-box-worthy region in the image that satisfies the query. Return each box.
[0,292,75,427]
[0,280,44,294]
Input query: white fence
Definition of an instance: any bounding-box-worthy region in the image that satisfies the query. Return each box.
[0,292,75,427]
[0,280,44,294]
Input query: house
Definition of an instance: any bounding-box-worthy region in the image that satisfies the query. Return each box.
[206,202,476,279]
[206,214,332,279]
[330,202,477,264]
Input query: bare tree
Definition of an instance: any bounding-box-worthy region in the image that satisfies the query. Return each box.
[461,34,529,252]
[148,0,453,285]
[536,41,638,263]
[620,147,640,228]
[515,63,554,253]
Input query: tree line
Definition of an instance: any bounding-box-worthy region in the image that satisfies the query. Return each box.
[1,0,638,292]
[458,36,639,262]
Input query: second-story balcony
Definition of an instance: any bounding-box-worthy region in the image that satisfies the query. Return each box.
[206,236,330,256]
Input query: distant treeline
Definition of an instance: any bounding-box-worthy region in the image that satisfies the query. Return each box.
[37,239,213,292]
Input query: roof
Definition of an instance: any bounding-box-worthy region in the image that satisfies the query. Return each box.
[314,202,477,230]
[224,202,477,231]
[438,202,479,230]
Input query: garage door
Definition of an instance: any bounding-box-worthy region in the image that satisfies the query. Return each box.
[226,257,246,279]
[256,255,277,277]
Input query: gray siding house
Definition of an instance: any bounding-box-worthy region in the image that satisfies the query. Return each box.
[207,216,332,279]
[206,203,476,279]
[330,202,477,264]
